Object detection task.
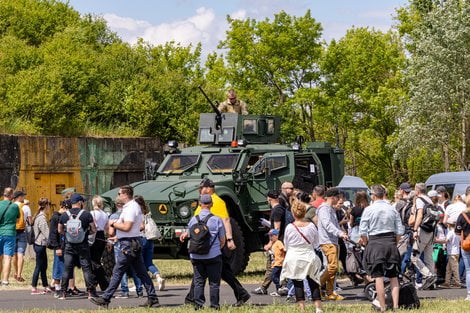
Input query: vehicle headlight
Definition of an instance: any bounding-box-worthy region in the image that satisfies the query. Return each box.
[178,205,191,218]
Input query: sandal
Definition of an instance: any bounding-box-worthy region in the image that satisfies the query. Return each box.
[17,277,25,282]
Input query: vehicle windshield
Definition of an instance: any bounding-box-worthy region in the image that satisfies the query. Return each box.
[207,154,239,174]
[159,155,199,174]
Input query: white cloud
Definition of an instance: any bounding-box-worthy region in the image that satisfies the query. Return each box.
[103,13,151,31]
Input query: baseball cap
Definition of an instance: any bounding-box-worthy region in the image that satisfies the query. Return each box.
[200,194,213,205]
[12,190,26,199]
[399,182,412,193]
[70,193,86,204]
[266,190,279,199]
[268,229,280,236]
[427,190,439,198]
[199,178,215,188]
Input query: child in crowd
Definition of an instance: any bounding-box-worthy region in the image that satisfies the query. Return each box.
[269,229,285,297]
[442,225,461,288]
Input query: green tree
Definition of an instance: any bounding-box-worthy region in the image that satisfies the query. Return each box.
[219,10,324,141]
[321,28,407,185]
[395,0,470,172]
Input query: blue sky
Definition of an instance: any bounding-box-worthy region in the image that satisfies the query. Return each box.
[65,0,409,53]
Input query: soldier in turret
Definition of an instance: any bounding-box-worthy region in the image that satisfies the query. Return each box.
[218,89,248,115]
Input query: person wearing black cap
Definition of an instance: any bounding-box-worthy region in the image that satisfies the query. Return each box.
[394,182,414,273]
[252,190,285,295]
[182,179,250,307]
[58,193,97,300]
[90,186,159,308]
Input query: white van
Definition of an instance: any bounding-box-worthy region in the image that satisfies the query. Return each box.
[425,171,470,199]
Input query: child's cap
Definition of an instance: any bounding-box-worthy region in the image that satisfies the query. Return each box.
[268,229,280,236]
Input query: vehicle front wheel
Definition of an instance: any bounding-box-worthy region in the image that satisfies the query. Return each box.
[225,218,250,275]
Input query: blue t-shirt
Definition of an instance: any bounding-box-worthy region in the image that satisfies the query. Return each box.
[187,209,225,260]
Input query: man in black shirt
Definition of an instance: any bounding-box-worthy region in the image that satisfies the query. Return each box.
[253,191,287,295]
[57,194,96,299]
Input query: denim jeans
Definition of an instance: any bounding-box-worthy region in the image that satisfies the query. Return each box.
[52,249,65,280]
[191,256,222,308]
[102,238,156,301]
[32,244,48,288]
[113,242,142,294]
[271,266,282,290]
[141,237,159,275]
[461,249,470,292]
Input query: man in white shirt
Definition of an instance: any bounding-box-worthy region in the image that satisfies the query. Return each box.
[444,195,466,225]
[90,185,159,308]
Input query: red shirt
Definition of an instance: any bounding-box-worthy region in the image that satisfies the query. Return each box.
[311,198,325,209]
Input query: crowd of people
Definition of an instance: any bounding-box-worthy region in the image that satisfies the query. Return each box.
[1,179,470,312]
[0,186,165,304]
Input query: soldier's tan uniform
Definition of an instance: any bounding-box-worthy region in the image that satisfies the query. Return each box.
[217,99,248,115]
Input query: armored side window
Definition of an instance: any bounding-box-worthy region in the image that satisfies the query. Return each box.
[159,155,199,174]
[252,156,287,176]
[243,119,257,134]
[266,119,275,134]
[207,154,239,173]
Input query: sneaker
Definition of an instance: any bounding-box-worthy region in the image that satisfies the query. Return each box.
[54,291,61,299]
[1,281,9,286]
[136,291,144,298]
[44,287,53,294]
[31,288,45,295]
[252,287,268,295]
[421,275,436,290]
[233,293,251,307]
[285,295,296,303]
[128,286,136,292]
[325,293,344,301]
[415,282,423,289]
[277,286,288,296]
[139,296,160,308]
[371,299,382,311]
[156,277,166,291]
[90,296,110,308]
[438,282,451,289]
[67,287,85,296]
[57,292,67,300]
[270,291,281,297]
[115,292,129,299]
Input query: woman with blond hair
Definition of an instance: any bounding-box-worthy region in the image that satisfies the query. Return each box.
[31,198,51,295]
[280,200,323,312]
[89,195,109,290]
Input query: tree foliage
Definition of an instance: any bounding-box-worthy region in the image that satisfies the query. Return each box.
[0,0,467,186]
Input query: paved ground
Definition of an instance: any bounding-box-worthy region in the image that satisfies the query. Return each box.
[0,283,467,310]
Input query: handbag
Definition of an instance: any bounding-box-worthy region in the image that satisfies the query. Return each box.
[292,223,311,244]
[144,213,162,240]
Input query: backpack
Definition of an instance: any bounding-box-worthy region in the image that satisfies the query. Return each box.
[420,199,442,233]
[385,282,420,310]
[65,210,86,244]
[400,200,413,228]
[460,212,470,252]
[144,213,162,240]
[285,207,294,226]
[188,214,215,255]
[25,219,36,245]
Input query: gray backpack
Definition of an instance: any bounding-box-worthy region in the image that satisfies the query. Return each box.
[65,210,86,244]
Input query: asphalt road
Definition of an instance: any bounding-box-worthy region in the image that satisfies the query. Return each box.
[0,283,467,310]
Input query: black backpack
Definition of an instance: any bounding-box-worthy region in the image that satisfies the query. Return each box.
[385,282,420,310]
[188,214,216,255]
[400,200,413,228]
[419,198,442,233]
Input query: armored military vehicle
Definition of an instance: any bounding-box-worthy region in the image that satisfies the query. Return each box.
[102,108,344,274]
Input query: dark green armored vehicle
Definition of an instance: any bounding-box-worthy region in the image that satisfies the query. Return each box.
[102,112,344,274]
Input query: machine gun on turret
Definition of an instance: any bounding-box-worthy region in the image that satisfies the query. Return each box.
[198,86,223,130]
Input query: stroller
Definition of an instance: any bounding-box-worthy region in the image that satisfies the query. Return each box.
[345,238,369,287]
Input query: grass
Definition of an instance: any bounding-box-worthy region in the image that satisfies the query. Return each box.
[0,299,468,313]
[0,250,267,289]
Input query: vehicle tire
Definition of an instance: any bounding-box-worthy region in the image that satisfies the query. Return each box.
[101,246,115,279]
[364,282,377,301]
[226,218,250,275]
